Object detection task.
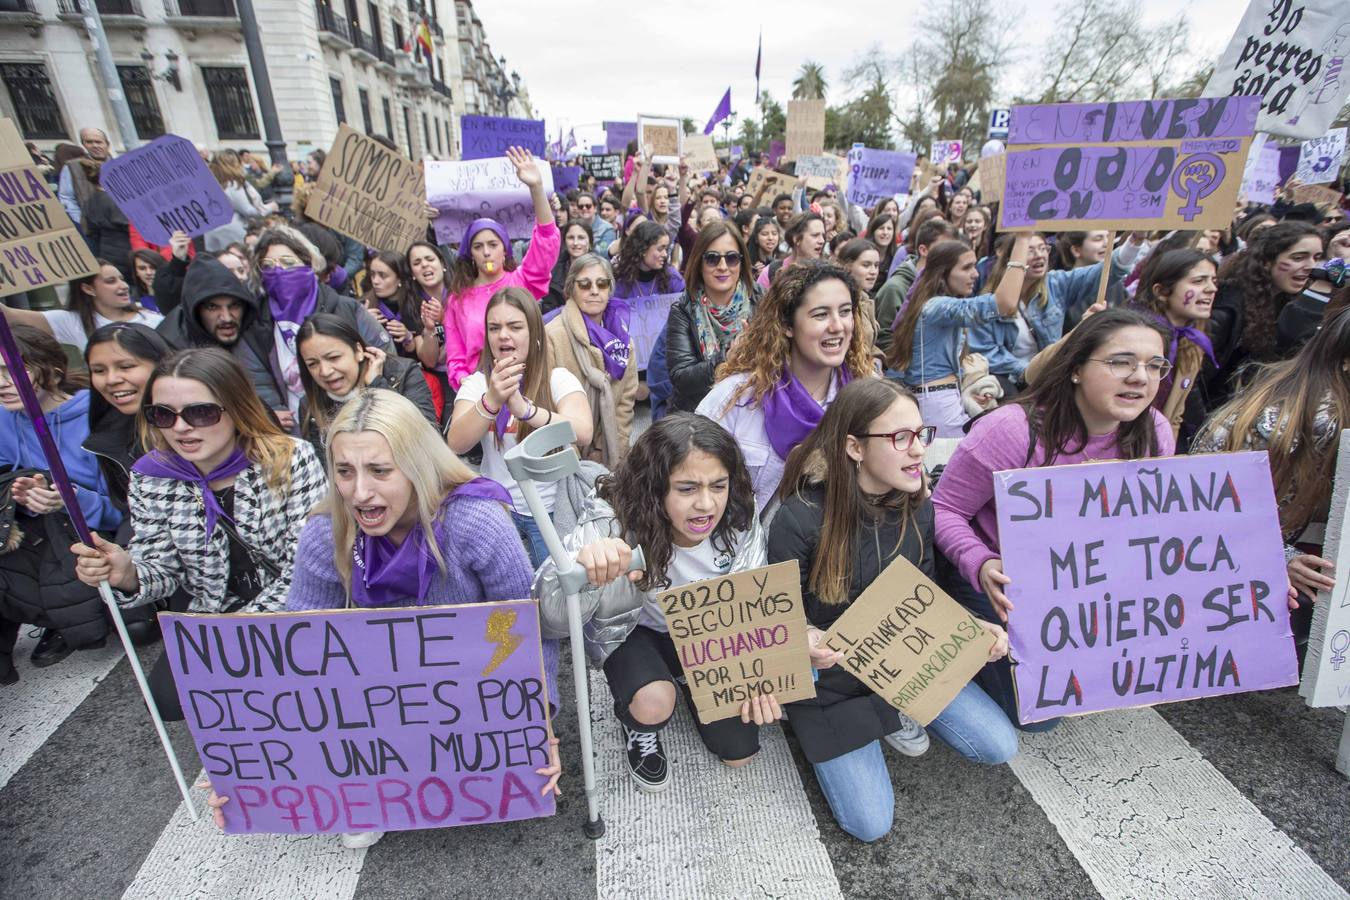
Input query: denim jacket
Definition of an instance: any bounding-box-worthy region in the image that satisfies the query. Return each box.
[895,293,1010,385]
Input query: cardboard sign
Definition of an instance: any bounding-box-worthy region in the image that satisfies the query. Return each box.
[1301,431,1350,707]
[1294,127,1347,184]
[795,153,847,191]
[604,121,637,154]
[994,453,1298,724]
[579,153,622,182]
[0,118,97,297]
[1204,0,1350,140]
[638,116,682,165]
[1240,134,1283,203]
[426,156,553,244]
[746,167,796,206]
[625,290,680,371]
[99,134,232,246]
[846,146,918,209]
[785,99,826,161]
[659,561,815,723]
[823,555,994,726]
[304,125,427,254]
[932,139,964,167]
[460,115,547,161]
[999,97,1259,232]
[975,152,1006,205]
[552,165,582,194]
[684,134,719,176]
[1293,182,1343,206]
[160,601,556,834]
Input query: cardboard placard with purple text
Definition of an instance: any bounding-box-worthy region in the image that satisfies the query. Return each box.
[425,156,553,244]
[1000,97,1259,232]
[99,134,233,246]
[160,601,555,835]
[625,291,681,371]
[460,115,547,161]
[994,452,1298,724]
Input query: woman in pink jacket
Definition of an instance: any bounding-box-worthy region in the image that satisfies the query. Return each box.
[442,146,560,391]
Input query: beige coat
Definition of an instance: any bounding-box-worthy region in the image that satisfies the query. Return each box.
[545,302,637,467]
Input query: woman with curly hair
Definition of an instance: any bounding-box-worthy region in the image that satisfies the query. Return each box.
[534,413,770,793]
[697,261,874,511]
[612,220,684,304]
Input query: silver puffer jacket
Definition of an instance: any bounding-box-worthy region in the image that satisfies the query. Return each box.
[533,493,767,665]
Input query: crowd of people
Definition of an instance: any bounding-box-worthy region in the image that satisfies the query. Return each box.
[7,121,1350,849]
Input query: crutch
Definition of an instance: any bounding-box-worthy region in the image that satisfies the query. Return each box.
[0,317,198,819]
[504,420,643,840]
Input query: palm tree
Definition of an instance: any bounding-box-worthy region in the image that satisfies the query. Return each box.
[793,62,828,100]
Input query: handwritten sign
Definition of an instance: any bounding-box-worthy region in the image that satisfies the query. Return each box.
[1301,431,1350,707]
[552,165,582,194]
[932,139,964,167]
[746,167,796,207]
[660,561,815,723]
[1204,0,1350,140]
[976,152,1007,205]
[785,99,826,161]
[994,453,1298,724]
[99,134,232,246]
[823,555,994,726]
[304,124,427,254]
[426,156,552,244]
[1294,127,1347,184]
[579,153,621,182]
[0,118,97,296]
[160,602,555,834]
[846,146,918,209]
[684,133,718,175]
[604,121,637,154]
[796,153,847,191]
[1293,182,1343,206]
[1240,135,1283,203]
[639,116,682,165]
[460,115,546,161]
[626,290,680,371]
[999,97,1259,232]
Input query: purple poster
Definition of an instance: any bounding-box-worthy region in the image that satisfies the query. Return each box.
[161,601,556,834]
[625,291,681,370]
[1008,97,1261,144]
[460,115,546,161]
[98,134,233,245]
[604,121,637,154]
[768,140,786,168]
[591,144,606,155]
[845,146,917,209]
[553,165,582,194]
[994,452,1298,724]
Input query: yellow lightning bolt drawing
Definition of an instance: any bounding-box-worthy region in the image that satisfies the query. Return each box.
[481,610,524,676]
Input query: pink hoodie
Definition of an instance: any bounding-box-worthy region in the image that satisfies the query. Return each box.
[443,220,560,389]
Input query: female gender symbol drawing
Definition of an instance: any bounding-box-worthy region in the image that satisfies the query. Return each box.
[1171,153,1225,223]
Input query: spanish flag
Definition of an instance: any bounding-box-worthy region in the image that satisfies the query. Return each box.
[416,19,433,57]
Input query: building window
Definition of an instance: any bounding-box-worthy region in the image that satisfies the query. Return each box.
[329,76,346,126]
[0,63,67,140]
[201,66,259,140]
[434,116,443,155]
[421,111,430,156]
[116,66,166,139]
[381,96,393,140]
[393,21,404,52]
[402,104,413,157]
[358,87,372,134]
[367,2,382,52]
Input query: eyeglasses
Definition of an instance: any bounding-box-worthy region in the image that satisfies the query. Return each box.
[856,425,937,452]
[258,256,303,271]
[144,402,225,429]
[1088,357,1173,379]
[702,251,743,268]
[575,277,611,291]
[577,202,595,210]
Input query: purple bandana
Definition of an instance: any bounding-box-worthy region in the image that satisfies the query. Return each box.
[1150,313,1217,367]
[261,266,320,326]
[131,447,252,539]
[377,299,397,322]
[581,299,632,381]
[349,478,511,607]
[761,367,851,460]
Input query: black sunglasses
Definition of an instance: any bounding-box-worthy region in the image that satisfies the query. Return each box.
[703,250,743,268]
[144,402,225,429]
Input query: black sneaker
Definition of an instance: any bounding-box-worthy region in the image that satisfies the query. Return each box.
[0,667,17,686]
[30,629,72,668]
[623,725,670,793]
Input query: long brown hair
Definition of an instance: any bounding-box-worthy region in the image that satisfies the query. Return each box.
[886,240,973,373]
[779,379,927,605]
[682,220,755,298]
[9,324,89,395]
[1133,248,1216,379]
[1217,221,1321,361]
[209,150,247,189]
[477,286,555,447]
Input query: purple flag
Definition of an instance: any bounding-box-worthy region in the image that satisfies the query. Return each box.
[704,88,733,135]
[754,31,762,103]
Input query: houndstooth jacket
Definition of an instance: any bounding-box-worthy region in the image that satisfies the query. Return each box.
[118,439,327,613]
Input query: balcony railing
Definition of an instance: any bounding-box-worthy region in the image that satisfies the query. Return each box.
[314,2,351,44]
[430,77,451,100]
[350,23,377,59]
[377,43,395,67]
[57,0,143,15]
[166,0,236,16]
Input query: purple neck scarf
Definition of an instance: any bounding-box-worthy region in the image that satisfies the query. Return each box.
[131,447,252,539]
[581,299,632,381]
[377,299,397,322]
[261,266,320,327]
[761,367,850,460]
[1150,313,1217,368]
[349,478,511,607]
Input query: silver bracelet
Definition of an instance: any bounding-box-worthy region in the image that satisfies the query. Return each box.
[473,399,497,421]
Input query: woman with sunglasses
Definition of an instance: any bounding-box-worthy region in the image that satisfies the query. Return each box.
[769,378,1016,841]
[71,348,327,719]
[932,309,1176,728]
[545,255,636,467]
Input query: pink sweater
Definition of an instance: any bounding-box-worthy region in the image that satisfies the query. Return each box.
[932,404,1175,591]
[443,220,560,389]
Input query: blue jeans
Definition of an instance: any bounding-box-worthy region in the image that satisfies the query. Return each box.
[512,510,549,570]
[812,681,1019,842]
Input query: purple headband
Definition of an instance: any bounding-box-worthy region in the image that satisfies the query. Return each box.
[458,218,515,262]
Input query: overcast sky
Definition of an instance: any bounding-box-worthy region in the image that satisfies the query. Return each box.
[472,0,1245,149]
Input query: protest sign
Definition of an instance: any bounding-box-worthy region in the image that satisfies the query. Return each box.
[660,561,815,723]
[932,139,964,167]
[768,140,786,168]
[426,156,553,244]
[638,116,682,165]
[460,115,547,160]
[160,601,555,834]
[98,134,232,246]
[1204,0,1350,140]
[1301,431,1350,707]
[579,153,622,182]
[626,291,680,371]
[795,153,847,191]
[1240,134,1282,203]
[785,99,826,161]
[994,452,1298,724]
[684,133,718,175]
[303,124,427,254]
[974,152,1006,205]
[1292,182,1343,206]
[1000,97,1259,232]
[846,146,918,209]
[823,555,994,726]
[552,165,582,194]
[1294,127,1347,184]
[0,118,97,297]
[604,121,637,154]
[745,167,797,207]
[731,144,744,161]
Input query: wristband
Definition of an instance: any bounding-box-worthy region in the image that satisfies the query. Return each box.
[1006,261,1028,271]
[480,396,501,416]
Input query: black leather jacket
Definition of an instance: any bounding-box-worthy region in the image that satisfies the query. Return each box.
[664,287,760,413]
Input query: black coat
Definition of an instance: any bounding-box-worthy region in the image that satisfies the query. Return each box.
[768,483,936,764]
[82,191,132,280]
[664,288,759,413]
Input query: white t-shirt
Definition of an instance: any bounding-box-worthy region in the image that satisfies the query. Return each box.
[43,308,164,353]
[457,367,585,516]
[636,533,739,632]
[1012,310,1037,360]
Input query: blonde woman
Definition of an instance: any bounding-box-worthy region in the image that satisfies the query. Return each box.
[206,150,272,250]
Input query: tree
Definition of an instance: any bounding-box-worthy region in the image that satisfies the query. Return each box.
[735,118,761,152]
[827,74,893,148]
[680,117,696,135]
[918,0,1010,151]
[793,62,828,101]
[759,91,786,146]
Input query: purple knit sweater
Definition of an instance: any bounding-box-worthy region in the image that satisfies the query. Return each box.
[286,494,560,707]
